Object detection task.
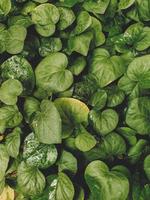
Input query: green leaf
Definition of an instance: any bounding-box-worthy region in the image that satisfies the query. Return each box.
[57,150,77,174]
[0,178,5,195]
[0,24,8,54]
[35,23,55,37]
[144,155,150,181]
[137,0,150,21]
[89,90,107,110]
[124,23,150,51]
[39,37,62,57]
[106,86,125,107]
[47,172,75,200]
[33,0,48,3]
[75,187,85,200]
[89,109,119,136]
[69,56,86,76]
[83,0,110,14]
[23,133,58,168]
[24,97,40,123]
[6,25,27,54]
[31,100,62,144]
[126,97,150,135]
[8,15,32,28]
[17,161,46,197]
[117,127,137,146]
[98,132,126,159]
[0,79,23,105]
[0,144,9,181]
[58,0,79,7]
[90,17,105,47]
[85,160,129,200]
[118,0,135,10]
[118,74,137,95]
[35,52,73,92]
[112,165,131,179]
[31,3,59,37]
[126,55,150,89]
[68,31,93,56]
[0,105,22,133]
[140,184,150,200]
[73,11,92,35]
[0,55,35,95]
[89,48,125,87]
[128,139,148,164]
[58,7,75,30]
[5,127,21,158]
[21,2,36,15]
[0,0,11,17]
[54,98,89,138]
[75,125,96,152]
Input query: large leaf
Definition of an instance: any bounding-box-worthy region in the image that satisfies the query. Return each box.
[31,100,62,144]
[85,160,129,200]
[35,52,73,92]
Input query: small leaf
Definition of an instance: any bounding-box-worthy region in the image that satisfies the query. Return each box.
[0,79,23,105]
[5,127,21,158]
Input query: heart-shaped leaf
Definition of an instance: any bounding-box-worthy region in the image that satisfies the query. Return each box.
[89,48,125,87]
[35,52,73,92]
[31,100,62,144]
[85,160,129,200]
[89,109,119,136]
[0,79,23,105]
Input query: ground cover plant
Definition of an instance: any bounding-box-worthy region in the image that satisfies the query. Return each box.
[0,0,150,199]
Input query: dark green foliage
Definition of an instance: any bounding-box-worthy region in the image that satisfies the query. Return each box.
[0,0,150,199]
